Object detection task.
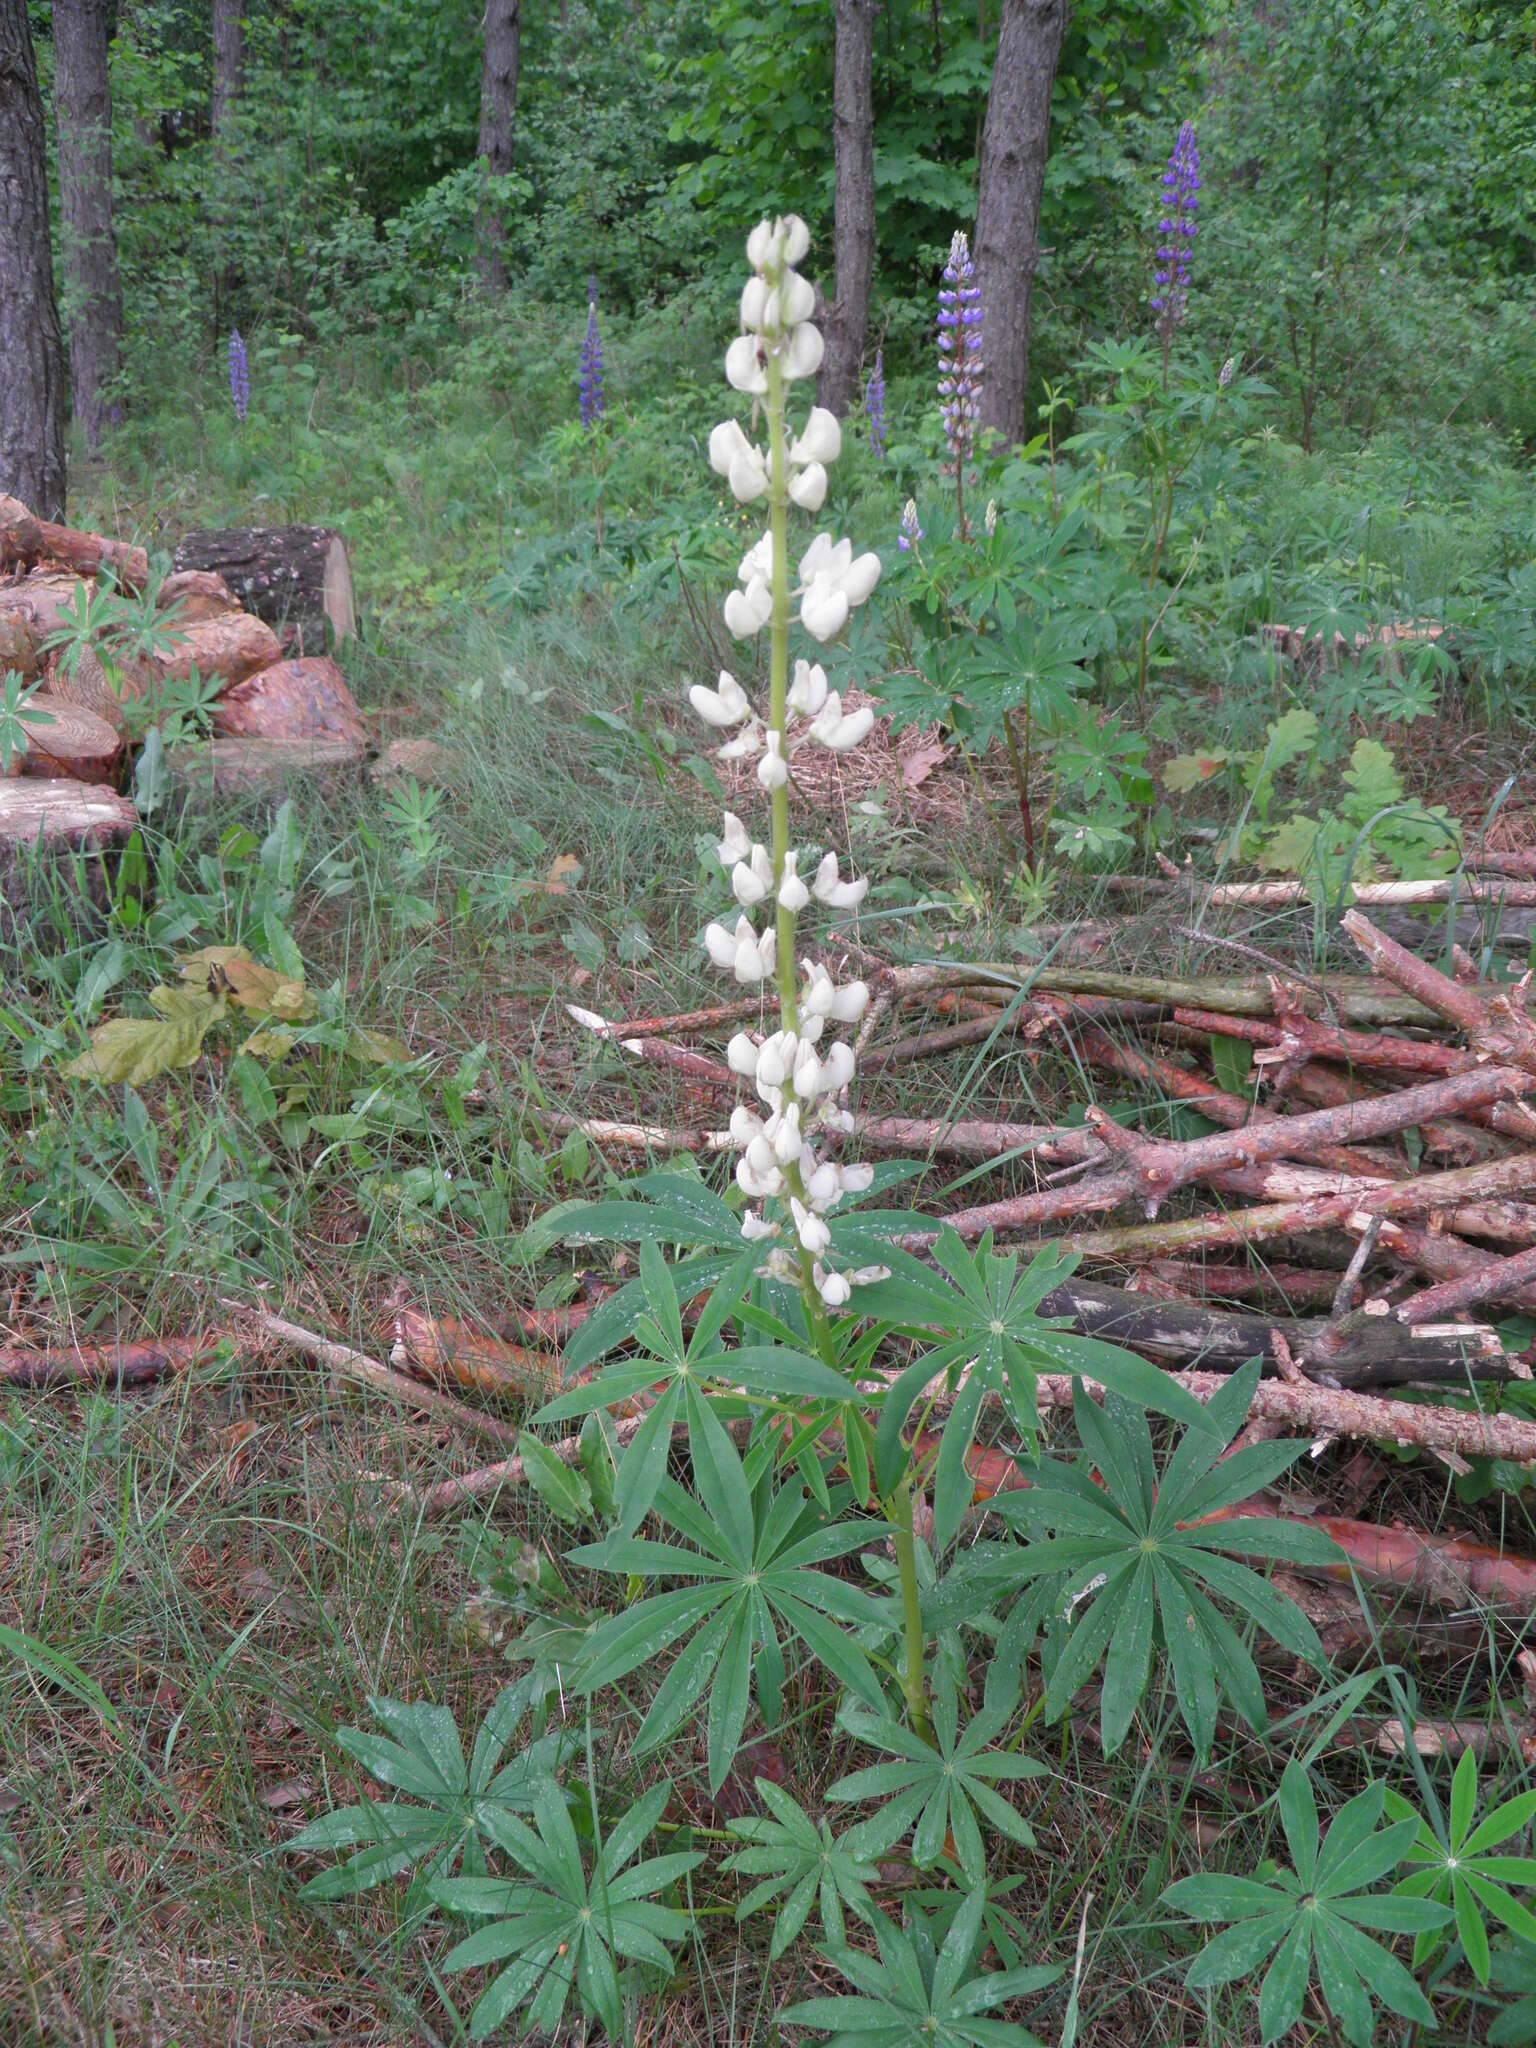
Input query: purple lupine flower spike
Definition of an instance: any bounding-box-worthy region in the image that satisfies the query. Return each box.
[1152,122,1201,342]
[865,347,886,459]
[897,498,924,552]
[937,230,982,466]
[228,328,250,423]
[580,301,605,430]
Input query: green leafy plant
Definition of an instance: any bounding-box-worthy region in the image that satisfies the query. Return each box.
[1165,1759,1450,2044]
[722,1777,882,1959]
[1386,1742,1536,1984]
[0,668,51,773]
[988,1362,1342,1755]
[781,1887,1058,2048]
[290,1681,569,1904]
[429,1773,701,2039]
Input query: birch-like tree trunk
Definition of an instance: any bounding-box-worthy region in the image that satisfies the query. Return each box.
[818,0,876,418]
[0,0,67,515]
[974,0,1068,445]
[476,0,522,295]
[55,0,125,453]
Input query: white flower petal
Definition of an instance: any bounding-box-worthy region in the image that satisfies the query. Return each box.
[788,462,828,512]
[791,407,842,468]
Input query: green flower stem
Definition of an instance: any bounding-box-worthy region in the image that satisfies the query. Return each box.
[889,1477,932,1743]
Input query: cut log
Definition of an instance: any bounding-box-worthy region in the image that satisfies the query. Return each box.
[8,696,124,783]
[148,610,282,692]
[0,568,90,645]
[173,525,356,653]
[213,655,366,747]
[0,614,39,680]
[155,568,240,623]
[46,644,140,737]
[0,779,140,934]
[167,735,365,796]
[0,494,149,589]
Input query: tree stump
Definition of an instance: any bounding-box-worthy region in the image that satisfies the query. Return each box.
[172,526,356,653]
[0,778,139,936]
[213,655,367,746]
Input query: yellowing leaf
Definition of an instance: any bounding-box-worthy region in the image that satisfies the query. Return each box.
[239,1026,297,1058]
[179,945,315,1021]
[346,1026,411,1065]
[543,853,583,895]
[64,986,227,1086]
[1162,751,1232,793]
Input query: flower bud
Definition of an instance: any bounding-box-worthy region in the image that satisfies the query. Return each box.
[732,844,774,907]
[754,1031,794,1090]
[729,1103,764,1145]
[740,276,769,331]
[788,659,829,717]
[788,461,828,512]
[727,1032,760,1078]
[778,852,810,913]
[746,220,780,270]
[717,811,751,867]
[814,1263,852,1309]
[803,1158,842,1209]
[792,1040,824,1097]
[737,1151,782,1199]
[820,1041,855,1092]
[771,1104,802,1163]
[779,215,811,265]
[791,1196,831,1257]
[704,921,737,969]
[779,271,815,325]
[801,962,836,1017]
[756,730,789,791]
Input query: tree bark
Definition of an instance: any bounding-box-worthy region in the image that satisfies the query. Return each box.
[973,0,1067,446]
[819,0,877,418]
[210,0,244,138]
[173,524,356,651]
[0,0,68,517]
[53,0,124,454]
[476,0,522,295]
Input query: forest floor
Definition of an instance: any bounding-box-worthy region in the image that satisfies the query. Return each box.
[6,386,1536,2043]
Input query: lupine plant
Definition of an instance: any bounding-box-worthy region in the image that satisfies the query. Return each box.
[228,327,250,422]
[937,228,983,532]
[1152,120,1201,372]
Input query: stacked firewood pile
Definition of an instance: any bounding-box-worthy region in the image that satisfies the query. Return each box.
[0,494,380,924]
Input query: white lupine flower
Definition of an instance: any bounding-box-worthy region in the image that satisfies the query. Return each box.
[723,579,772,638]
[740,1210,778,1241]
[732,844,775,907]
[709,418,751,477]
[738,1151,783,1199]
[729,1103,764,1145]
[803,1157,843,1210]
[734,921,776,983]
[770,1104,802,1163]
[725,333,767,395]
[759,1248,801,1283]
[740,276,770,331]
[791,408,842,468]
[790,1197,831,1257]
[746,220,780,270]
[819,1041,856,1092]
[779,271,815,325]
[814,1263,852,1308]
[824,705,875,752]
[799,1011,825,1043]
[717,722,764,761]
[745,1131,781,1180]
[811,851,869,908]
[801,963,837,1017]
[847,1264,891,1287]
[798,535,881,606]
[783,323,824,381]
[788,462,828,512]
[777,852,810,913]
[717,812,752,866]
[801,579,850,642]
[728,446,769,503]
[689,670,752,727]
[779,215,811,265]
[830,979,870,1022]
[754,1031,795,1090]
[740,533,775,583]
[756,730,789,791]
[788,659,829,717]
[704,921,739,969]
[726,1031,760,1077]
[791,1039,823,1098]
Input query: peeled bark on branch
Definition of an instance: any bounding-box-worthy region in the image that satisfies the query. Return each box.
[53,0,124,453]
[0,494,148,587]
[819,0,877,419]
[974,0,1068,445]
[0,1333,217,1388]
[1344,907,1536,1073]
[0,1,67,517]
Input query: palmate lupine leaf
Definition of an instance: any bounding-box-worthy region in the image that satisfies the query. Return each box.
[431,1775,702,2040]
[1385,1743,1536,1985]
[827,1676,1047,1888]
[856,1230,1213,1544]
[569,1405,886,1791]
[992,1360,1343,1756]
[1165,1760,1450,2046]
[291,1677,569,1901]
[723,1777,882,1959]
[781,1887,1058,2048]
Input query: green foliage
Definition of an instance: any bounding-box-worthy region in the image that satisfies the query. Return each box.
[780,1887,1058,2047]
[1386,1744,1536,1985]
[722,1777,882,1959]
[1165,1760,1450,2045]
[989,1363,1342,1755]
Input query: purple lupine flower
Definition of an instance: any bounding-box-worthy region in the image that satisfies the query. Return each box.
[228,328,249,423]
[580,302,605,430]
[1152,122,1201,341]
[865,347,886,459]
[937,230,983,467]
[897,497,924,552]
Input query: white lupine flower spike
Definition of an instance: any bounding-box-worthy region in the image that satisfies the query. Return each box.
[697,214,885,1325]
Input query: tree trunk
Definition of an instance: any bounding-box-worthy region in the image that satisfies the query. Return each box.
[54,0,125,454]
[210,0,244,137]
[973,0,1067,446]
[0,0,68,517]
[819,0,877,418]
[476,0,522,294]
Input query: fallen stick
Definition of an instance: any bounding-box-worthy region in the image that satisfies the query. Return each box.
[1343,908,1536,1072]
[399,1413,650,1517]
[386,1306,561,1403]
[1117,876,1536,911]
[228,1304,519,1450]
[566,1008,736,1087]
[539,1107,1106,1168]
[1395,1243,1536,1328]
[0,1333,220,1389]
[595,996,767,1039]
[1128,1261,1357,1314]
